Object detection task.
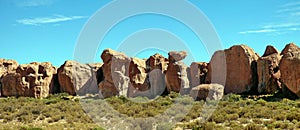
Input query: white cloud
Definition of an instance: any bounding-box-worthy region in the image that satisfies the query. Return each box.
[281,1,300,8]
[17,15,87,25]
[239,29,277,34]
[16,0,54,7]
[240,1,300,35]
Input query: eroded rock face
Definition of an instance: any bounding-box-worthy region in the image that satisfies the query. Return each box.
[280,46,300,97]
[189,62,208,87]
[88,63,104,84]
[280,43,300,55]
[129,58,148,91]
[146,54,168,72]
[190,84,224,101]
[58,60,98,96]
[0,59,18,78]
[206,45,259,94]
[165,51,189,93]
[0,59,19,96]
[2,62,56,98]
[257,46,281,94]
[99,49,131,98]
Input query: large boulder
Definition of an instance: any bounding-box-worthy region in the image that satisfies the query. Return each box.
[145,53,168,72]
[88,63,104,84]
[165,51,189,93]
[0,59,18,96]
[98,49,131,98]
[0,59,18,78]
[189,62,208,87]
[280,43,300,55]
[206,45,259,94]
[257,46,281,94]
[1,62,56,98]
[58,60,98,96]
[128,57,150,97]
[279,43,300,97]
[190,84,224,101]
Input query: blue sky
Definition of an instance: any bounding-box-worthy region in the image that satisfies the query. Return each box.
[1,0,300,66]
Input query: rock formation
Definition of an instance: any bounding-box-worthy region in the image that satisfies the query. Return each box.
[98,49,131,98]
[190,84,224,101]
[145,53,168,72]
[279,43,300,97]
[2,62,56,98]
[206,45,259,94]
[189,62,208,87]
[257,46,281,94]
[58,60,98,96]
[0,59,19,96]
[165,51,189,93]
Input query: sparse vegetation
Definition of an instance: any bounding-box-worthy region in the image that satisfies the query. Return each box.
[1,92,300,129]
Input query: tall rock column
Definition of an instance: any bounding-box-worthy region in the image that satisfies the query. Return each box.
[206,45,259,94]
[257,46,281,94]
[165,51,189,93]
[279,43,300,97]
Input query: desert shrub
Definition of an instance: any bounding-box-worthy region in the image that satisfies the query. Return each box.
[245,123,263,130]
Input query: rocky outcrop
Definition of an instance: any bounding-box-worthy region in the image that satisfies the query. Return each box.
[279,43,300,97]
[257,46,281,94]
[280,43,300,55]
[0,59,18,78]
[1,62,56,98]
[189,62,208,87]
[98,49,131,98]
[165,51,189,93]
[0,59,19,96]
[206,45,259,94]
[190,84,224,101]
[58,60,98,96]
[146,54,168,72]
[88,63,104,84]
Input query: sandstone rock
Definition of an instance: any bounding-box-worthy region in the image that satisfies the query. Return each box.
[0,59,19,96]
[168,51,187,63]
[129,58,148,90]
[206,45,259,94]
[257,46,281,94]
[145,54,168,72]
[2,62,56,98]
[148,69,166,98]
[165,51,189,93]
[99,49,131,98]
[1,73,19,97]
[189,62,208,87]
[262,45,279,57]
[58,60,98,96]
[279,50,300,97]
[0,59,18,78]
[190,84,224,101]
[280,43,300,55]
[88,63,104,84]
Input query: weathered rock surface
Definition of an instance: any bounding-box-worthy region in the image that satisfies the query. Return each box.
[58,60,98,96]
[0,59,19,96]
[190,84,224,101]
[2,62,56,98]
[129,58,148,91]
[189,62,208,87]
[145,54,168,72]
[206,45,259,94]
[280,43,300,55]
[0,59,18,78]
[98,49,131,98]
[279,44,300,97]
[257,46,281,94]
[165,51,189,93]
[88,63,104,84]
